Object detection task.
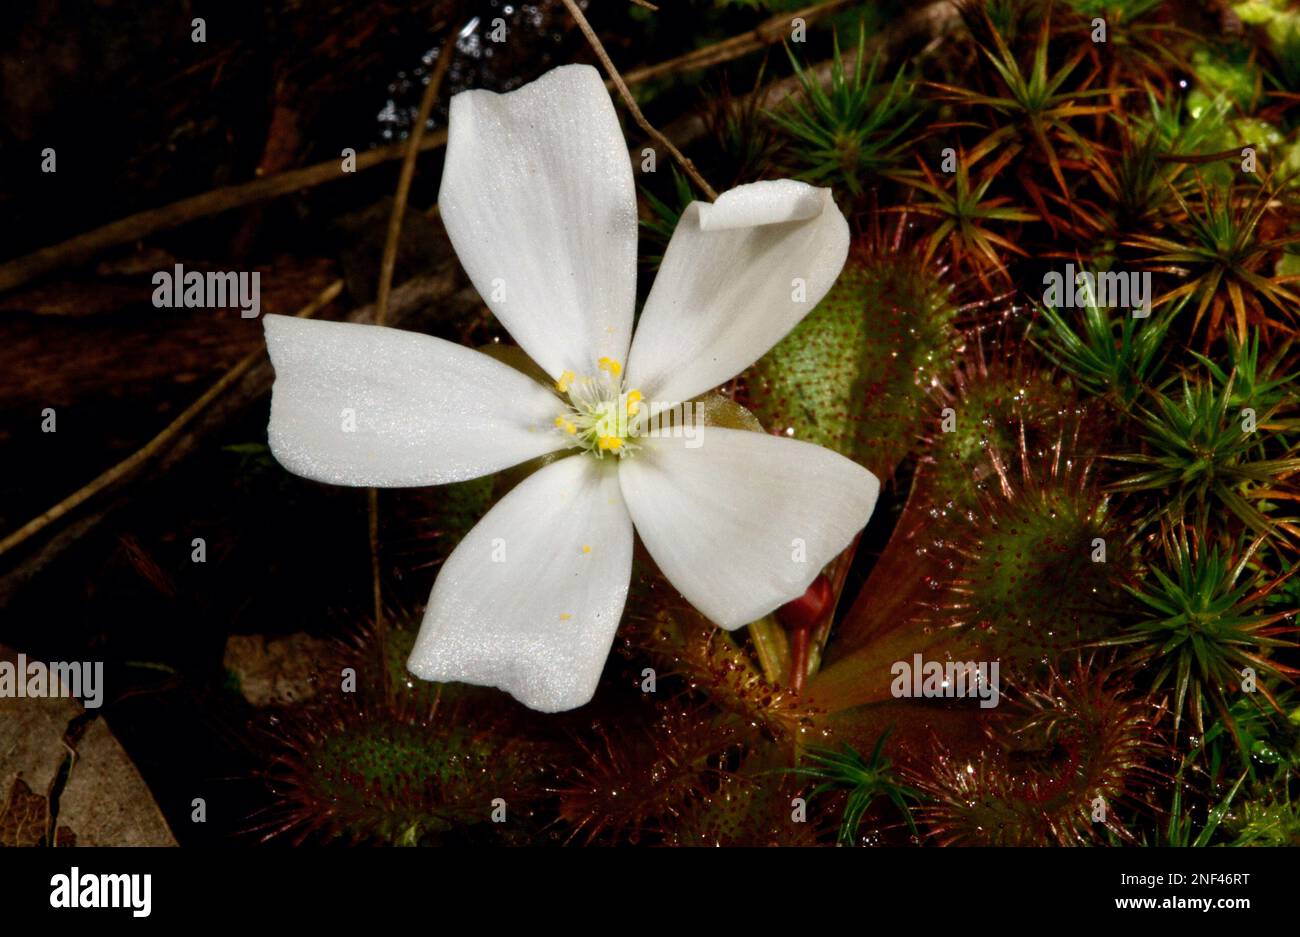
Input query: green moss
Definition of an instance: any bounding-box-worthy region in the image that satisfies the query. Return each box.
[1231,797,1300,846]
[1189,46,1261,117]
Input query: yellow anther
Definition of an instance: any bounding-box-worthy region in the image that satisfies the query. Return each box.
[559,613,573,621]
[597,436,623,451]
[582,545,592,554]
[597,357,622,377]
[555,369,575,393]
[554,416,577,435]
[625,389,643,415]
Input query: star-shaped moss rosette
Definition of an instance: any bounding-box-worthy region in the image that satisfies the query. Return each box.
[262,65,880,713]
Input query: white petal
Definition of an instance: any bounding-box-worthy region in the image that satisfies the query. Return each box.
[625,180,849,405]
[438,64,637,382]
[696,179,828,229]
[407,455,633,712]
[264,314,566,487]
[618,428,879,630]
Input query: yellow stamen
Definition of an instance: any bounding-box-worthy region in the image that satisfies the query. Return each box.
[554,416,577,435]
[582,545,591,554]
[597,357,622,377]
[559,613,573,621]
[625,389,643,416]
[555,369,575,393]
[597,436,623,451]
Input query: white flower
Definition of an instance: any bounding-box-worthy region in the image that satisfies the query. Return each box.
[263,64,880,712]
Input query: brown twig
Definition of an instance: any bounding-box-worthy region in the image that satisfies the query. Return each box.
[0,273,466,612]
[0,1,955,295]
[370,19,461,634]
[368,485,383,630]
[620,0,855,86]
[0,1,898,294]
[0,137,445,295]
[376,24,459,325]
[559,0,718,201]
[0,280,345,561]
[658,1,959,153]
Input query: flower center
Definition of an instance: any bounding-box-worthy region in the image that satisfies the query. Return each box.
[553,358,643,459]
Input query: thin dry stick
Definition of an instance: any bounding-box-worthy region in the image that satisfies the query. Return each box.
[659,1,958,153]
[367,488,383,628]
[0,137,445,295]
[376,26,460,325]
[620,0,854,86]
[0,3,867,294]
[0,279,344,559]
[369,21,461,634]
[559,0,718,201]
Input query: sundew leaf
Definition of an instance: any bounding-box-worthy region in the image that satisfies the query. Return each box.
[744,250,958,478]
